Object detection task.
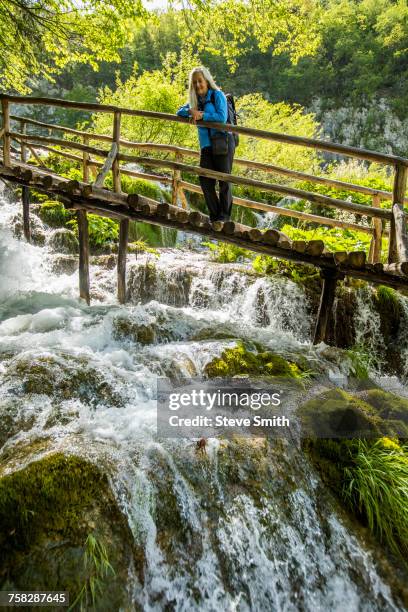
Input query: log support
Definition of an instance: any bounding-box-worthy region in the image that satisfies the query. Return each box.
[20,121,30,242]
[368,194,383,264]
[117,219,129,304]
[77,210,90,305]
[313,269,344,345]
[22,186,31,242]
[388,163,408,263]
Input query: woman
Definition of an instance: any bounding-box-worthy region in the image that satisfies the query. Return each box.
[176,66,235,223]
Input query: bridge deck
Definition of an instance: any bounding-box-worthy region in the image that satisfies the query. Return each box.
[2,159,408,291]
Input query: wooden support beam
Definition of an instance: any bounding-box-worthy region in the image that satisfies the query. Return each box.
[117,219,129,304]
[112,111,121,193]
[313,270,344,345]
[22,186,31,243]
[19,121,31,243]
[368,194,383,264]
[83,135,90,183]
[392,202,408,262]
[1,99,11,167]
[172,151,182,207]
[388,163,408,263]
[93,142,118,188]
[77,210,90,305]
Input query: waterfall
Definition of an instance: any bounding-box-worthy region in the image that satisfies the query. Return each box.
[0,184,406,611]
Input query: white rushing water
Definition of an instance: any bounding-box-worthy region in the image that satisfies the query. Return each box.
[0,184,405,611]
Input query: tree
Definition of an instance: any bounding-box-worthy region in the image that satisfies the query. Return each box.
[0,0,148,93]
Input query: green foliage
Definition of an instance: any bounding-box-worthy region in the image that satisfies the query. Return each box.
[68,215,119,250]
[0,1,148,93]
[344,345,371,379]
[69,534,115,611]
[344,439,408,559]
[38,200,73,228]
[235,94,320,172]
[252,256,320,286]
[281,223,373,254]
[128,240,160,257]
[202,241,252,263]
[182,0,322,71]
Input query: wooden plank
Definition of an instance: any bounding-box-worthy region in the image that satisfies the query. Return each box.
[383,262,408,276]
[388,163,408,263]
[1,99,11,167]
[117,219,129,304]
[93,142,118,188]
[2,93,407,166]
[313,270,343,344]
[77,210,90,305]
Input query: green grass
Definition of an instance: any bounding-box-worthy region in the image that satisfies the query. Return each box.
[68,534,115,611]
[344,439,408,558]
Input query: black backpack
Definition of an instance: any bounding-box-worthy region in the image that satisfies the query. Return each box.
[209,91,239,147]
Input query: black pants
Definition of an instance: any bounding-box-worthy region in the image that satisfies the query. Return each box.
[199,134,235,222]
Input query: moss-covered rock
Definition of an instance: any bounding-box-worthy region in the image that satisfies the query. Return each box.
[204,342,303,378]
[299,388,383,439]
[12,213,46,246]
[49,254,79,275]
[4,354,122,408]
[47,228,79,255]
[38,200,73,228]
[0,453,137,609]
[113,315,156,345]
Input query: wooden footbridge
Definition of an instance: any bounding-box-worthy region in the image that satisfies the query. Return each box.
[1,93,408,344]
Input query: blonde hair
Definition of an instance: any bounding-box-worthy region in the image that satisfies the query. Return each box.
[188,66,220,110]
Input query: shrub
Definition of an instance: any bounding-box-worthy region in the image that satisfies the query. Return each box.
[344,439,408,558]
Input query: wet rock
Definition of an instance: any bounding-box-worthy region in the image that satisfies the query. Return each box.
[90,254,117,269]
[12,212,46,246]
[49,254,79,275]
[3,353,123,408]
[0,453,137,610]
[47,228,79,255]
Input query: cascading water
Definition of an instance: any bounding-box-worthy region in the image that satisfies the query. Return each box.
[0,183,407,611]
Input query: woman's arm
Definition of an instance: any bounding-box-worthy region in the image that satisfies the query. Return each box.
[176,103,191,118]
[202,90,227,123]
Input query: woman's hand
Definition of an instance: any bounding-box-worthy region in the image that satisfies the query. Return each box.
[189,109,204,123]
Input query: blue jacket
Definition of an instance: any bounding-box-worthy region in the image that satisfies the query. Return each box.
[176,88,228,149]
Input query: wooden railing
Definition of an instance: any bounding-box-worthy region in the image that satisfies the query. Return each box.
[1,93,408,274]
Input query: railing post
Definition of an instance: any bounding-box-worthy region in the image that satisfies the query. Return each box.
[113,110,128,303]
[83,135,90,183]
[20,120,31,243]
[172,151,181,207]
[388,163,408,263]
[112,111,121,192]
[1,99,11,166]
[368,194,383,264]
[78,209,90,305]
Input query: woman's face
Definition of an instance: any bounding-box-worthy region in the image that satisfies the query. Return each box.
[193,72,208,97]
